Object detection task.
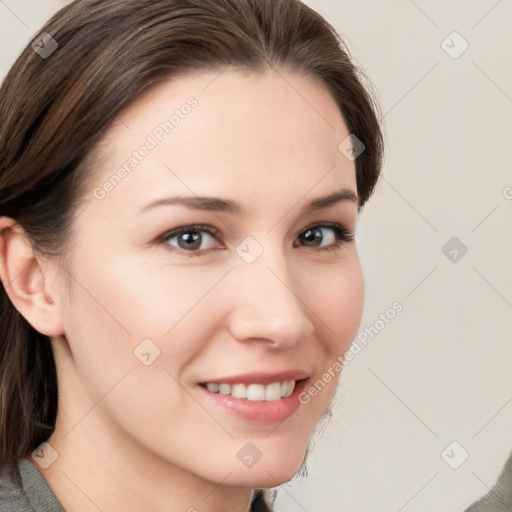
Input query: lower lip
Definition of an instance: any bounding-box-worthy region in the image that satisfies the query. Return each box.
[197,379,309,424]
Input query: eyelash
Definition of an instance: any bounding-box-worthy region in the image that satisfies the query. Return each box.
[157,222,355,256]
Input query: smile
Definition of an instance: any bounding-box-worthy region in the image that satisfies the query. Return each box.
[200,380,296,401]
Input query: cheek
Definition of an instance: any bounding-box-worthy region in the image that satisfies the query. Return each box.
[303,254,364,354]
[62,251,226,381]
[296,255,364,407]
[59,254,215,450]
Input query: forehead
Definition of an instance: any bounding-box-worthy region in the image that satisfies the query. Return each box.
[84,68,357,214]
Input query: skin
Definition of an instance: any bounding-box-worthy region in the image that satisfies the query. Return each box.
[0,68,364,511]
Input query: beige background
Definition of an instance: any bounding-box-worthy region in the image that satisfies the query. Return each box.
[1,1,511,510]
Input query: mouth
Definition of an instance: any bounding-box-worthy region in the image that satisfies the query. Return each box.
[198,379,297,401]
[196,372,310,424]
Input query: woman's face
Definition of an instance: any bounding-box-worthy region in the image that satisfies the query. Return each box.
[51,68,364,487]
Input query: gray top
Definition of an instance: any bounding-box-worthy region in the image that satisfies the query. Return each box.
[464,452,512,511]
[0,458,65,511]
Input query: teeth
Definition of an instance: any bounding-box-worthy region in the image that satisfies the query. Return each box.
[264,382,282,401]
[247,383,265,401]
[219,383,231,395]
[231,383,247,399]
[204,380,296,401]
[284,380,294,398]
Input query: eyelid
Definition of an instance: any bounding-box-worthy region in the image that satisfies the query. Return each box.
[157,223,220,238]
[304,221,354,237]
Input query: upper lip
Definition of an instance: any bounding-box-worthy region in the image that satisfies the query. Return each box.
[199,369,310,385]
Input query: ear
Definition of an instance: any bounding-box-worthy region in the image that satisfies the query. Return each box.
[0,216,65,337]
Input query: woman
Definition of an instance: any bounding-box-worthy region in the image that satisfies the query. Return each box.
[0,0,383,510]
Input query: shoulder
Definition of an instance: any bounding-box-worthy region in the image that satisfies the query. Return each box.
[0,459,32,511]
[0,458,64,512]
[464,452,512,511]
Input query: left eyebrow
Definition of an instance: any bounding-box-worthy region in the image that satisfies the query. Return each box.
[303,189,359,213]
[139,188,359,215]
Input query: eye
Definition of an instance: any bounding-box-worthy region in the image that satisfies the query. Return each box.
[295,223,354,251]
[158,224,223,253]
[157,222,354,256]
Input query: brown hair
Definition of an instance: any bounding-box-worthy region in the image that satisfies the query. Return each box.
[0,0,383,502]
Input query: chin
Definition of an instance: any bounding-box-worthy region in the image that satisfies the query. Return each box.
[229,469,299,489]
[225,452,306,488]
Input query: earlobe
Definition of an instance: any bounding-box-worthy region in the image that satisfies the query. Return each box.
[0,216,65,337]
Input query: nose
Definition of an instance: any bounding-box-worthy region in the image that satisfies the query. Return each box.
[226,249,315,348]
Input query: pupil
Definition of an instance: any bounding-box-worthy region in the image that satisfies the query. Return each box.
[179,232,201,250]
[302,228,322,246]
